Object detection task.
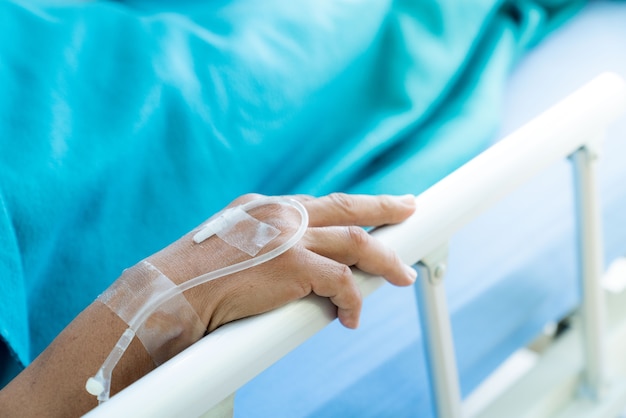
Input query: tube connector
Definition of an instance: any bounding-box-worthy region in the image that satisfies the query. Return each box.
[86,328,136,403]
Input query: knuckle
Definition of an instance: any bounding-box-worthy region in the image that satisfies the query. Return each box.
[378,195,394,213]
[337,264,353,286]
[328,192,356,217]
[346,225,369,250]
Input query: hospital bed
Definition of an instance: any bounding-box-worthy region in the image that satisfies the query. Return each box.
[85,3,626,417]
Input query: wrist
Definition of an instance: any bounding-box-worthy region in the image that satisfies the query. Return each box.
[102,261,208,365]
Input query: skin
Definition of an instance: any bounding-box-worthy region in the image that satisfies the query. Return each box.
[0,193,417,417]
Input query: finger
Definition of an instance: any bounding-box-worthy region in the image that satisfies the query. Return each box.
[293,249,363,329]
[304,226,417,286]
[303,193,415,228]
[286,194,316,203]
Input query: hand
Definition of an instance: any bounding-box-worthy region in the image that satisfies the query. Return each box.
[148,193,417,331]
[0,193,417,418]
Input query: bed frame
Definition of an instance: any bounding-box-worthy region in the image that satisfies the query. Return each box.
[85,73,626,418]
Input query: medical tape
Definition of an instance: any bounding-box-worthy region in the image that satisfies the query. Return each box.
[98,261,206,365]
[87,197,309,402]
[97,208,281,366]
[193,206,282,254]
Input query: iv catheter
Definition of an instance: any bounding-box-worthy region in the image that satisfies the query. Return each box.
[86,197,309,403]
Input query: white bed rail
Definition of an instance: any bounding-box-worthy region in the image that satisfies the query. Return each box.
[85,73,626,418]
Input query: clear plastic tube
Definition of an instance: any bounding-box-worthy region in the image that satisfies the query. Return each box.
[86,197,308,403]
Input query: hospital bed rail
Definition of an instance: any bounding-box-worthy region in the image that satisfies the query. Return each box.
[85,72,626,418]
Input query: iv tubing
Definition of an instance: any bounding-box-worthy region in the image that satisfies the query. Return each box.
[130,197,308,332]
[87,197,309,403]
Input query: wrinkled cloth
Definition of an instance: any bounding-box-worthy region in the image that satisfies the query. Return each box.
[0,0,583,382]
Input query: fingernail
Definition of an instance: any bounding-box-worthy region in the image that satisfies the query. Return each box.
[403,264,417,283]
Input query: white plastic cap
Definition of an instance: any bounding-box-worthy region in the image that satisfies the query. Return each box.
[86,377,105,396]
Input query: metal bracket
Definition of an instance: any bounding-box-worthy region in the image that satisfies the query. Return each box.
[419,244,450,286]
[569,140,609,402]
[568,135,603,164]
[414,243,463,418]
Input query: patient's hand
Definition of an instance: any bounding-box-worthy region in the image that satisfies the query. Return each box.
[149,193,417,331]
[0,193,416,417]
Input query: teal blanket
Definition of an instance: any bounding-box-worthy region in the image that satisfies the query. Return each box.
[0,0,582,383]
